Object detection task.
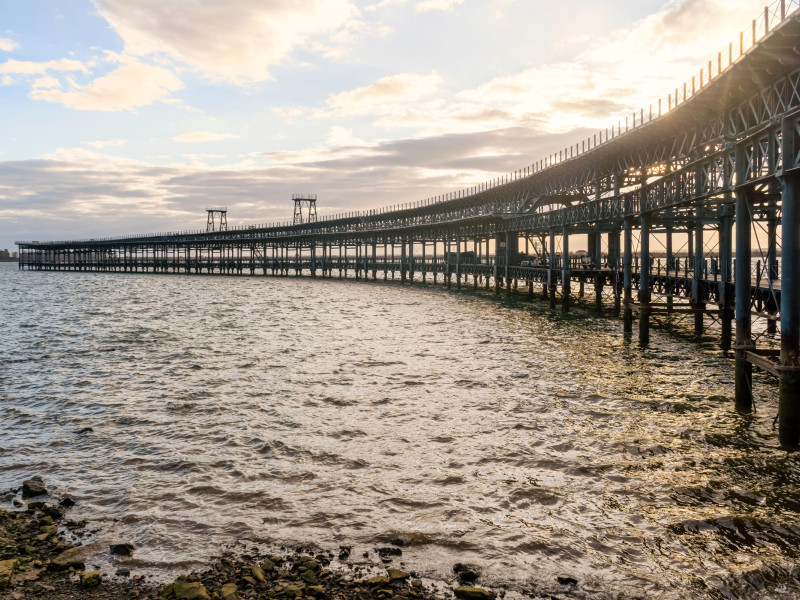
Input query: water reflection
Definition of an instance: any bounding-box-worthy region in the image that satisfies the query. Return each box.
[0,264,797,599]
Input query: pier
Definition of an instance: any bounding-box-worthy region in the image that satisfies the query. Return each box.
[16,4,800,447]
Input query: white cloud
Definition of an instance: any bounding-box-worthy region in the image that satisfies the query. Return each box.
[320,0,774,136]
[31,75,61,89]
[0,58,87,75]
[415,0,464,11]
[0,38,19,52]
[171,132,241,143]
[365,0,407,11]
[324,71,442,116]
[93,0,368,84]
[30,61,184,111]
[85,139,128,148]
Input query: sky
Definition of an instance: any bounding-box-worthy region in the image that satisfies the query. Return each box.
[0,0,777,251]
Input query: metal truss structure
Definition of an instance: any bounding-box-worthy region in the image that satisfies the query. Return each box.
[16,2,800,447]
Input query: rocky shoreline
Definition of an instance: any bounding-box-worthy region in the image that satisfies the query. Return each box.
[0,478,511,600]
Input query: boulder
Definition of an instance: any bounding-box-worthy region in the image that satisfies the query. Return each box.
[367,576,391,586]
[22,477,47,498]
[307,585,326,598]
[80,571,102,588]
[453,587,492,600]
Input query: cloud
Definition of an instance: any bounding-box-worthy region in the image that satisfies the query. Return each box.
[0,38,19,52]
[93,0,367,84]
[85,139,128,148]
[365,0,407,11]
[31,75,61,89]
[323,71,442,116]
[171,132,241,143]
[0,58,87,75]
[29,60,184,111]
[415,0,464,11]
[302,0,774,137]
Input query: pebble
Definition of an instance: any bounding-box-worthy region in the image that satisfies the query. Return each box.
[453,586,492,600]
[171,580,211,600]
[0,558,18,589]
[251,564,267,584]
[388,568,410,582]
[220,582,240,600]
[21,477,47,498]
[110,542,136,556]
[80,571,102,588]
[51,547,86,571]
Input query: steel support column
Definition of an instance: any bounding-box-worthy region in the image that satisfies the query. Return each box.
[779,117,800,447]
[639,215,651,346]
[693,208,705,336]
[719,207,734,350]
[735,154,754,412]
[561,226,570,312]
[623,217,633,333]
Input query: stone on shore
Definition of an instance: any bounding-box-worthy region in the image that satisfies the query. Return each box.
[453,586,492,600]
[22,477,47,498]
[220,582,239,600]
[173,580,211,600]
[260,558,275,572]
[110,542,135,556]
[388,568,410,582]
[283,584,305,597]
[0,558,18,589]
[51,547,85,571]
[251,564,267,584]
[453,563,479,585]
[80,571,102,588]
[301,569,318,584]
[367,576,391,586]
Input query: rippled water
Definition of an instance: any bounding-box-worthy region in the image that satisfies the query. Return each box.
[1,262,799,599]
